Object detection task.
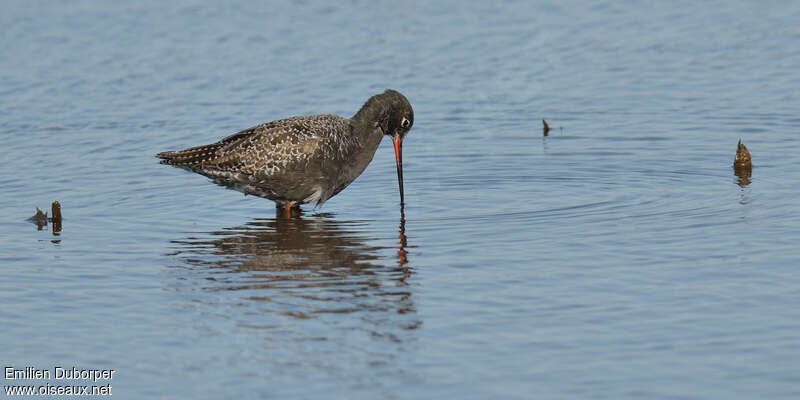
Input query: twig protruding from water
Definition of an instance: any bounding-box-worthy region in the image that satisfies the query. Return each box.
[734,139,752,171]
[29,208,48,230]
[51,201,62,233]
[733,139,752,187]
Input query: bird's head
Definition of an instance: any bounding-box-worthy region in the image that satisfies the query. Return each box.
[358,89,414,206]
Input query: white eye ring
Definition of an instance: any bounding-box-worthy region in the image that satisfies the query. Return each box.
[400,118,410,128]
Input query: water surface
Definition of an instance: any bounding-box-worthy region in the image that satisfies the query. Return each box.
[2,1,799,399]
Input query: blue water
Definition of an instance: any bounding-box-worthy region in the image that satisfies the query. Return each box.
[2,1,800,398]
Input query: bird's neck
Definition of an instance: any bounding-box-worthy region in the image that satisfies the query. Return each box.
[349,106,384,147]
[352,95,387,129]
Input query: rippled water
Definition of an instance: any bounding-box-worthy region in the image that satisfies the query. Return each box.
[2,1,800,398]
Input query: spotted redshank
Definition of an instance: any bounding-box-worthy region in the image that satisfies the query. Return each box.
[157,89,414,214]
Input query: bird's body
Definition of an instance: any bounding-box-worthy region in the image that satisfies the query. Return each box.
[157,90,414,212]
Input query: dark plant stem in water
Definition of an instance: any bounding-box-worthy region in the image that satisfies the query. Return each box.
[51,201,62,234]
[733,139,752,187]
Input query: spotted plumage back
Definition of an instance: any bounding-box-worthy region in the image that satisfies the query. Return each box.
[157,115,353,176]
[157,114,363,206]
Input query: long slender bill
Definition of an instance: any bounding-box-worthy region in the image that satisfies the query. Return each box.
[392,135,404,206]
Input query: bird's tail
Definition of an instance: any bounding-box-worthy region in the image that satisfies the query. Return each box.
[156,143,223,166]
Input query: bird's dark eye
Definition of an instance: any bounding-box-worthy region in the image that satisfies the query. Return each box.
[400,118,410,128]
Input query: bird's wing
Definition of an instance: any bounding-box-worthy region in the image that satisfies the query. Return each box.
[158,115,351,178]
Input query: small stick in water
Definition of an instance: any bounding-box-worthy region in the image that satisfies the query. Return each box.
[542,119,550,136]
[51,201,62,223]
[733,139,752,171]
[51,201,62,233]
[733,139,752,187]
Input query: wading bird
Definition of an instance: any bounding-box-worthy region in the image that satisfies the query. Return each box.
[157,90,414,216]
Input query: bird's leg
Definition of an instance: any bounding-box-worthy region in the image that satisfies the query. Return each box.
[276,202,300,218]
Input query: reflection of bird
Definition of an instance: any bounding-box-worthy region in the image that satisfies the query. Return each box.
[168,216,415,318]
[157,90,414,215]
